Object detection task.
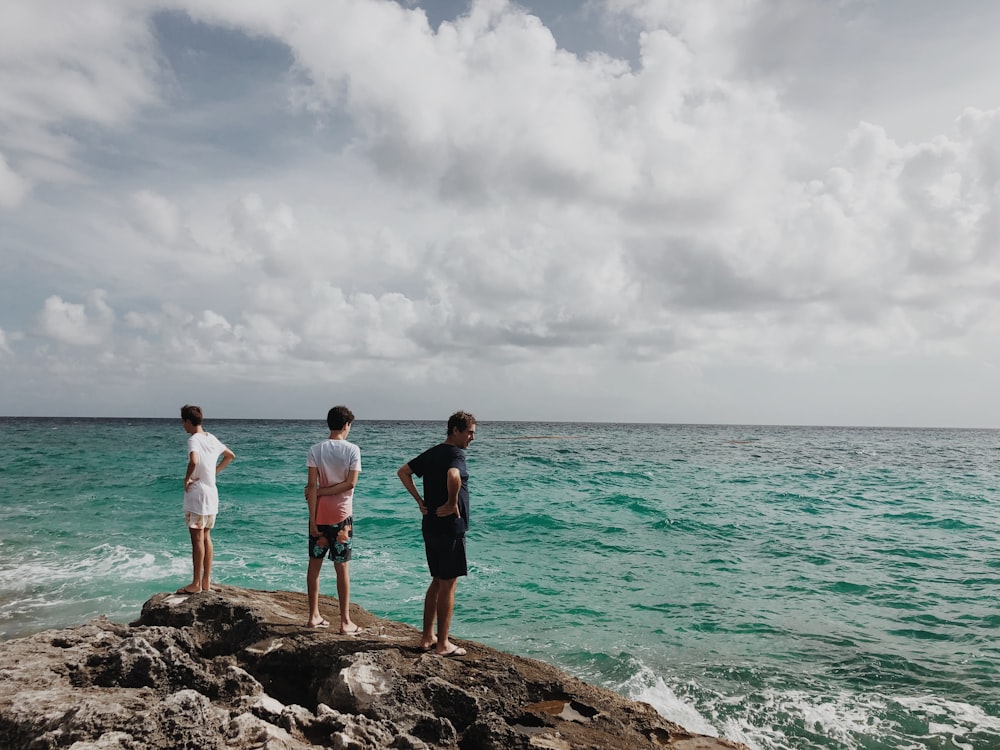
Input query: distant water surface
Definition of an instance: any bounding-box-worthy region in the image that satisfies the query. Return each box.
[1,418,998,749]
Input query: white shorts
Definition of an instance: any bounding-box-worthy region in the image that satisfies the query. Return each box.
[185,512,216,530]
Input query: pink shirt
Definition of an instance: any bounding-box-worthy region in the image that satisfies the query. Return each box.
[306,439,362,524]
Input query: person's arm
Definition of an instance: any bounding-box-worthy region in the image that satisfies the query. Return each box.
[315,471,359,496]
[397,463,427,515]
[306,466,321,537]
[184,451,200,492]
[215,447,236,475]
[435,467,462,518]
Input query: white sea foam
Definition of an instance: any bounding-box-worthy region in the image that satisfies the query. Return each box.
[618,659,893,750]
[895,694,1000,741]
[619,665,721,738]
[797,691,888,738]
[86,545,176,582]
[0,593,49,618]
[618,660,1000,750]
[928,727,972,750]
[0,544,181,589]
[0,542,196,639]
[755,687,961,750]
[718,717,784,750]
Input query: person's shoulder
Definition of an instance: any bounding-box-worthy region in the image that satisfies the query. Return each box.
[306,439,328,454]
[433,443,465,462]
[415,441,447,456]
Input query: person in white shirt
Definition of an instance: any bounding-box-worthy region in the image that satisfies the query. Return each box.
[305,405,362,632]
[178,404,235,594]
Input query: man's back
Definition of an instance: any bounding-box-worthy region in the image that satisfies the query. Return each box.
[308,439,360,487]
[408,442,469,533]
[307,438,361,525]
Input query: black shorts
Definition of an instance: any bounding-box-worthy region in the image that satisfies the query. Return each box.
[309,517,353,563]
[423,529,467,579]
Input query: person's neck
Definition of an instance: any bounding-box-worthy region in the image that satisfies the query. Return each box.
[329,430,349,441]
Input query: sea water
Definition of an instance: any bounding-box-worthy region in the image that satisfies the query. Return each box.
[0,417,997,749]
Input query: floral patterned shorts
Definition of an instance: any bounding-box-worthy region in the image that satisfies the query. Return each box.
[309,517,353,563]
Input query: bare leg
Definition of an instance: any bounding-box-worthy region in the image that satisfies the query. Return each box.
[178,527,205,593]
[420,578,439,649]
[306,556,325,626]
[200,528,213,591]
[434,577,459,655]
[334,561,358,633]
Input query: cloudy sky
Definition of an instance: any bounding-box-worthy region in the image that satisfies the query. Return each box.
[2,0,1000,426]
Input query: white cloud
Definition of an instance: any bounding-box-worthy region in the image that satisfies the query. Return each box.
[2,0,1000,424]
[0,0,163,183]
[130,189,182,244]
[35,290,116,346]
[197,309,233,333]
[0,152,30,208]
[229,193,302,275]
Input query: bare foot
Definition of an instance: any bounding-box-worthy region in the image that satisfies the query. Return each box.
[305,618,330,628]
[340,623,361,634]
[176,585,201,594]
[419,638,437,651]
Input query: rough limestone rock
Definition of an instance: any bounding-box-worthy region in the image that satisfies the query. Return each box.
[0,586,747,749]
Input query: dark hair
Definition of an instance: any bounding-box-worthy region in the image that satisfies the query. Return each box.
[447,410,476,435]
[327,405,355,431]
[180,404,203,426]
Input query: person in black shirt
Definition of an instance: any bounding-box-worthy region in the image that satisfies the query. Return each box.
[397,411,477,657]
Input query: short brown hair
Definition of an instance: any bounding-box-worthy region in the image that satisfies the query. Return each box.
[327,405,355,431]
[180,404,203,426]
[447,410,476,435]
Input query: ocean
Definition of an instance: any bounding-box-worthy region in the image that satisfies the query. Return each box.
[1,417,997,749]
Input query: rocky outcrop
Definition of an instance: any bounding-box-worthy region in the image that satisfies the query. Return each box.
[0,586,746,749]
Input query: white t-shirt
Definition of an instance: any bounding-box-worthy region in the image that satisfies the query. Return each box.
[183,431,229,516]
[306,439,362,524]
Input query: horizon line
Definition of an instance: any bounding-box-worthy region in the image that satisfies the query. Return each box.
[1,415,997,431]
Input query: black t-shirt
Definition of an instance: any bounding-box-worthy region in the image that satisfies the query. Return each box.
[407,443,469,535]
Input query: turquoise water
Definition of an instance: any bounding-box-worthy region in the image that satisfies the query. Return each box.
[1,417,998,749]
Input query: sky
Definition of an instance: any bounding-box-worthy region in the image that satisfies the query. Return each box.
[2,0,1000,426]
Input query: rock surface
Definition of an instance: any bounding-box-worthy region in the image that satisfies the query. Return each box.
[0,586,747,749]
